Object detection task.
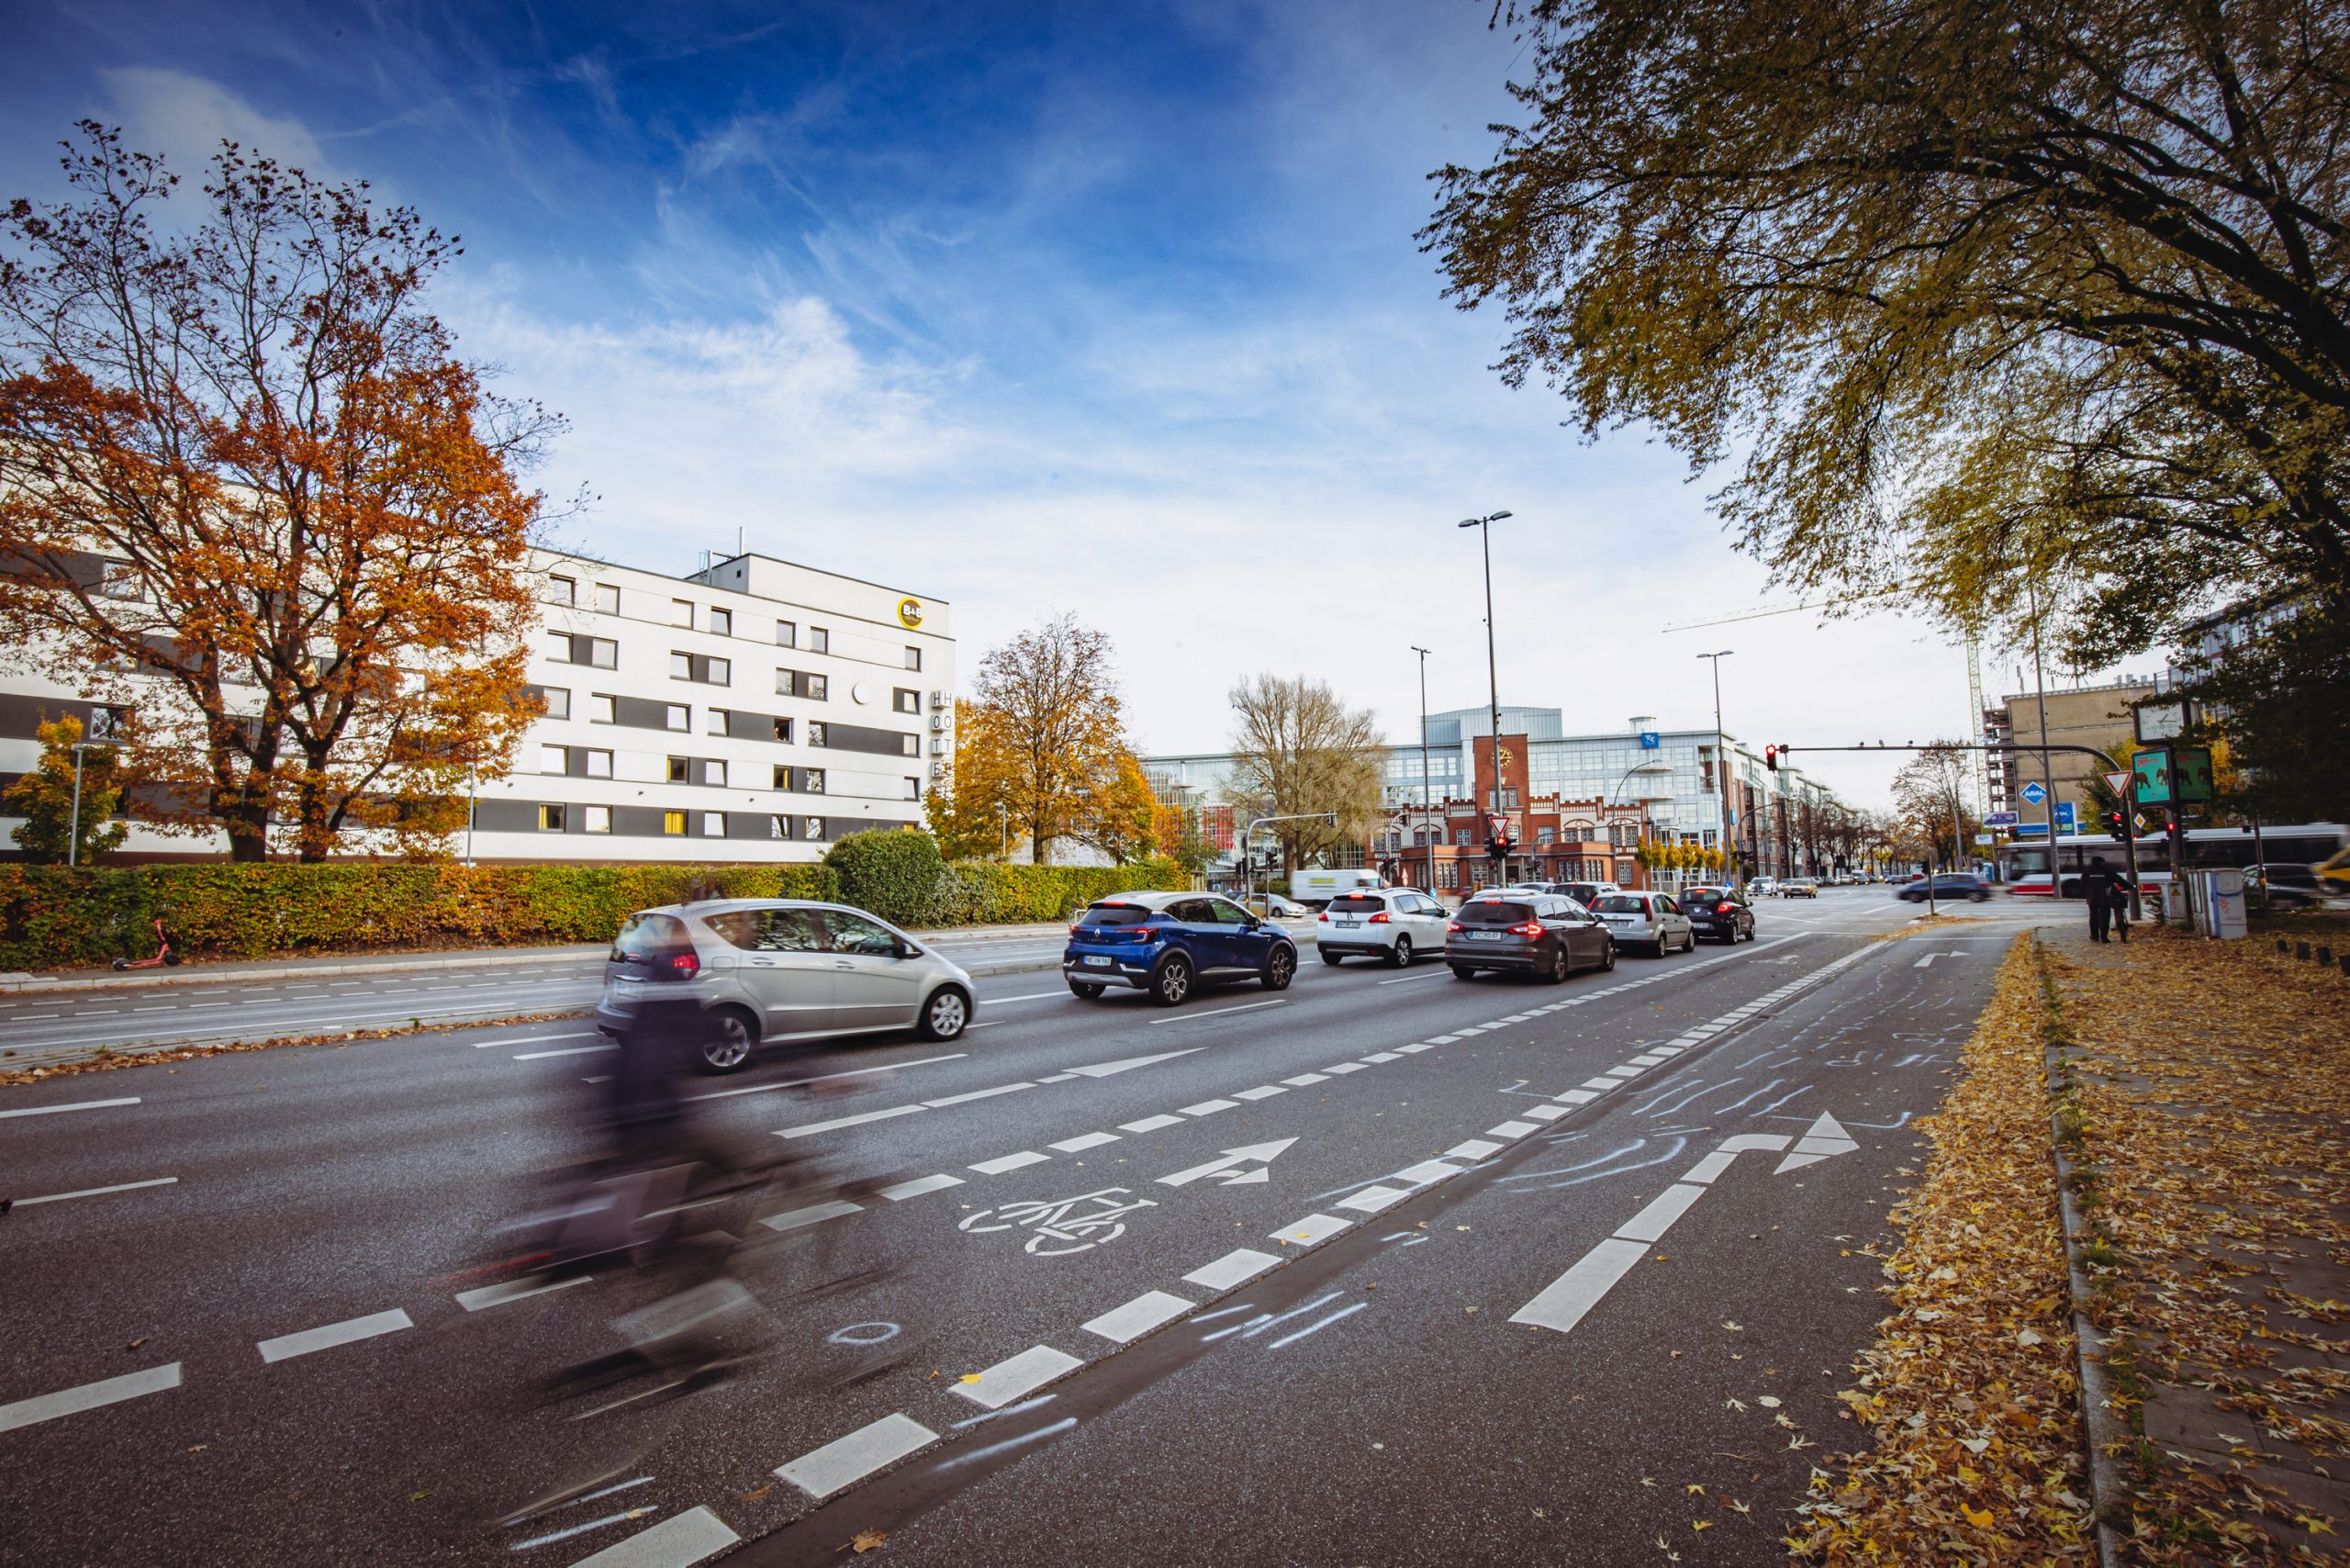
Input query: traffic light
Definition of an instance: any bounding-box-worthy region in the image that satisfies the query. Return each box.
[1764,745,1779,773]
[2102,809,2127,841]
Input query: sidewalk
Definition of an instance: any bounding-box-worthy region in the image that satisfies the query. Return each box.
[2043,923,2350,1562]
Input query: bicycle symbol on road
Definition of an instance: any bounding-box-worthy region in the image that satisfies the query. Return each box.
[958,1187,1159,1256]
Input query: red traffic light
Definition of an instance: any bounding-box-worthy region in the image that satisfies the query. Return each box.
[1764,745,1780,773]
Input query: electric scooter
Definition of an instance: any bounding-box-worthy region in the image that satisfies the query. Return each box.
[112,914,181,971]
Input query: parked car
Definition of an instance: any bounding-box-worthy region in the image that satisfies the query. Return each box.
[1315,888,1451,967]
[1591,890,1695,956]
[1681,884,1757,944]
[596,900,977,1074]
[1447,893,1615,982]
[1782,878,1819,899]
[1290,868,1385,906]
[1897,874,1992,903]
[1242,892,1311,919]
[1063,890,1297,1005]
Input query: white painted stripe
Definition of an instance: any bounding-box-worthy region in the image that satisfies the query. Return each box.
[956,1344,1083,1408]
[1280,1073,1329,1087]
[516,1045,620,1060]
[1182,1248,1281,1292]
[760,1200,863,1232]
[1427,1034,1463,1044]
[1322,1063,1367,1075]
[1360,1051,1402,1063]
[473,1030,601,1048]
[1267,1299,1368,1350]
[257,1308,413,1363]
[1037,1073,1077,1083]
[1150,999,1286,1025]
[1119,1114,1184,1133]
[1394,1159,1462,1185]
[456,1275,588,1312]
[0,1096,140,1121]
[11,1176,178,1206]
[1580,1077,1620,1091]
[0,1361,181,1434]
[1047,1132,1120,1154]
[923,1082,1034,1108]
[777,1104,925,1139]
[1231,1085,1286,1101]
[1522,1104,1570,1121]
[776,1412,939,1498]
[968,1151,1050,1175]
[1680,1150,1738,1184]
[689,1053,967,1103]
[877,1173,965,1201]
[1271,1213,1352,1248]
[1485,1121,1539,1139]
[566,1505,739,1568]
[1178,1099,1238,1116]
[1081,1289,1195,1344]
[1630,1053,1673,1066]
[1605,1064,1646,1079]
[986,991,1070,1004]
[1558,1090,1600,1104]
[1509,1237,1651,1333]
[1335,1184,1410,1214]
[1445,1139,1506,1162]
[1395,1042,1432,1053]
[1616,1183,1708,1243]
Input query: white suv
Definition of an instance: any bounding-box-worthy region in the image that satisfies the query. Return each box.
[1316,889,1451,968]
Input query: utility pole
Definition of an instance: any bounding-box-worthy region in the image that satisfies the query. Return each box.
[1697,651,1733,884]
[1458,512,1513,883]
[2026,577,2062,896]
[1411,645,1433,893]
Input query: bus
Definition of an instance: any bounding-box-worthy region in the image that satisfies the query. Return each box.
[1996,823,2347,898]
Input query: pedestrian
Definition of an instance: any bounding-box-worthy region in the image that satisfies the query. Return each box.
[2109,870,2135,944]
[2084,856,2115,943]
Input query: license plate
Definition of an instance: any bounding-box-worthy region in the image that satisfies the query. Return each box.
[1469,930,1506,941]
[1603,915,1631,924]
[1083,955,1113,968]
[1337,919,1361,928]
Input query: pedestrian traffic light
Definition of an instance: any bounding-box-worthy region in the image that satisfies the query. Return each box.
[1764,745,1779,773]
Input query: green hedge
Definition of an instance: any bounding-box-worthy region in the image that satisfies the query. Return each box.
[0,847,1188,970]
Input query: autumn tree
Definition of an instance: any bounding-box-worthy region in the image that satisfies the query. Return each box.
[1225,674,1384,876]
[1427,0,2350,669]
[0,125,552,862]
[966,614,1132,866]
[1076,749,1161,866]
[1892,744,1981,866]
[924,699,1014,860]
[1152,801,1216,876]
[4,712,128,864]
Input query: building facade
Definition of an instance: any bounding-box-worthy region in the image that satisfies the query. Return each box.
[0,548,954,863]
[1983,678,2154,835]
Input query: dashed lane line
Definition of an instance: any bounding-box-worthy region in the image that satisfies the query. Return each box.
[10,1176,178,1207]
[256,1308,414,1364]
[566,1505,739,1568]
[0,1096,140,1121]
[0,1361,182,1434]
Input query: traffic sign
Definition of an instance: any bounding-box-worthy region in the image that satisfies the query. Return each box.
[2020,780,2047,805]
[2103,770,2132,796]
[2055,801,2077,834]
[1986,811,2019,826]
[2016,823,2049,837]
[1974,833,1994,846]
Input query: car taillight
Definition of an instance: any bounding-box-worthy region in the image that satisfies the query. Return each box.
[1069,922,1081,935]
[1368,912,1390,924]
[1318,911,1330,922]
[1717,902,1734,914]
[1447,921,1463,933]
[1510,921,1545,937]
[668,951,699,978]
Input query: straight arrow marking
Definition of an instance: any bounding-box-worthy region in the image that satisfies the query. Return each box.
[1158,1137,1299,1188]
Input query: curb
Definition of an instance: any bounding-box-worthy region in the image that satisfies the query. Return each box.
[2033,934,2129,1567]
[0,946,607,995]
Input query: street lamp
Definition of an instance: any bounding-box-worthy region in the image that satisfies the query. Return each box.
[1410,644,1433,890]
[1695,651,1733,883]
[66,740,110,868]
[1607,756,1673,890]
[1457,510,1512,879]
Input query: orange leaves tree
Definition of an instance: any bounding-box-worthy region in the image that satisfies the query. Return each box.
[0,124,554,861]
[962,614,1137,867]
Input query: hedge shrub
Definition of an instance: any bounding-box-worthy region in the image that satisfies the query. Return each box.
[0,851,1187,970]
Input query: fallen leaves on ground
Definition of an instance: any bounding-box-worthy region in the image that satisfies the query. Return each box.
[1790,933,2093,1562]
[847,1529,887,1553]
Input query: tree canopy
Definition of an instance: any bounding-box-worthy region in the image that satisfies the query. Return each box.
[1225,674,1385,874]
[959,613,1136,866]
[3,711,128,865]
[1427,0,2350,664]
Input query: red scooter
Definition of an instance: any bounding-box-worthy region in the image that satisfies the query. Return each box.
[112,914,182,971]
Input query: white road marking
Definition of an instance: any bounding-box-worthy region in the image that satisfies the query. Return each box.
[1182,1249,1281,1291]
[956,1344,1083,1408]
[1231,1085,1286,1101]
[1521,1104,1570,1121]
[515,1045,619,1060]
[1178,1099,1238,1116]
[1360,1051,1402,1063]
[1268,1299,1368,1349]
[11,1176,177,1207]
[1616,1183,1709,1243]
[1336,1184,1410,1214]
[1394,1159,1464,1185]
[1580,1077,1620,1091]
[968,1151,1050,1175]
[1376,969,1450,984]
[257,1308,413,1363]
[1509,1238,1651,1334]
[1485,1121,1539,1139]
[777,1104,926,1139]
[1119,1114,1185,1133]
[1047,1133,1120,1154]
[1060,1048,1206,1079]
[456,1275,588,1312]
[1271,1213,1352,1248]
[878,1174,965,1201]
[0,1361,182,1434]
[1453,1137,1510,1159]
[761,1200,864,1232]
[985,991,1070,1004]
[1158,1138,1297,1188]
[923,1082,1035,1108]
[473,1030,602,1048]
[566,1504,740,1568]
[0,1096,140,1121]
[1150,999,1287,1025]
[1280,1073,1330,1087]
[1559,1089,1601,1104]
[1081,1289,1195,1344]
[688,1052,967,1102]
[1322,1063,1367,1075]
[776,1412,939,1499]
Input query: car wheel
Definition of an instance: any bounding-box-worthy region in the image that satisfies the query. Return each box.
[1261,946,1295,991]
[917,987,969,1041]
[1450,965,1477,980]
[1069,981,1105,1000]
[1545,946,1570,984]
[1321,948,1344,966]
[1385,935,1413,969]
[1599,938,1617,973]
[1151,954,1193,1007]
[698,1008,757,1075]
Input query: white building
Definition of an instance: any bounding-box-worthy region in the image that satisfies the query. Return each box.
[0,547,955,864]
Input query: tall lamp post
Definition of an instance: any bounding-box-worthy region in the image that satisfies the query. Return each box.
[1409,644,1433,891]
[65,740,108,868]
[1457,510,1513,881]
[1607,757,1673,890]
[1696,651,1734,884]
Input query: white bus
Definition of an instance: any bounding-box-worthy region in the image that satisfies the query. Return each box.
[1996,823,2346,898]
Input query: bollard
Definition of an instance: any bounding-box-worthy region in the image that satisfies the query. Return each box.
[2277,937,2290,954]
[2321,945,2335,967]
[2340,953,2350,978]
[2297,941,2313,959]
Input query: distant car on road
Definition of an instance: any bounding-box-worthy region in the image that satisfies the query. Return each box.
[1064,890,1297,1005]
[1681,884,1757,943]
[1591,890,1695,956]
[1315,888,1451,967]
[1242,892,1311,919]
[596,900,976,1074]
[1447,894,1615,982]
[1290,868,1385,906]
[1782,878,1819,899]
[1748,877,1779,899]
[1897,874,1992,903]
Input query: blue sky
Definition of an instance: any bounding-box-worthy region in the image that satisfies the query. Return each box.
[3,0,2099,810]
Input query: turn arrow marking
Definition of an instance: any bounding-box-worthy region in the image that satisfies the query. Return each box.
[1510,1114,1859,1334]
[1158,1137,1299,1189]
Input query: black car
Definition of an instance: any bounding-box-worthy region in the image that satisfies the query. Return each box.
[1897,874,1992,903]
[1448,894,1615,982]
[1682,884,1757,943]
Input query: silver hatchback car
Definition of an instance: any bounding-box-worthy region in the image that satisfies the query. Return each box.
[1590,890,1695,957]
[595,900,977,1073]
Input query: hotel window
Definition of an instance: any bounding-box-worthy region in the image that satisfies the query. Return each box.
[591,583,620,614]
[665,703,688,731]
[772,764,790,790]
[709,607,732,637]
[583,805,610,834]
[538,687,570,721]
[902,734,921,756]
[537,804,566,832]
[587,637,617,668]
[893,688,920,714]
[904,777,921,801]
[806,673,826,700]
[662,810,686,835]
[804,768,825,794]
[707,707,729,734]
[768,814,790,839]
[807,722,827,748]
[667,756,689,783]
[904,646,921,671]
[810,627,829,655]
[588,694,615,724]
[705,655,730,684]
[771,716,792,744]
[704,759,727,788]
[701,812,726,836]
[671,599,694,628]
[98,560,144,600]
[583,749,611,778]
[775,619,796,647]
[540,744,567,775]
[541,574,576,606]
[804,815,824,840]
[671,652,691,680]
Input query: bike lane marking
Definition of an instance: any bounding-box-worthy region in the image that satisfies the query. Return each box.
[567,1504,739,1568]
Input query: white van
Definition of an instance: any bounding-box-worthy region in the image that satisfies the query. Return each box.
[1289,868,1385,907]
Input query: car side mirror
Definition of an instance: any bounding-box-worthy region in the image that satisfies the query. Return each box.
[895,940,921,959]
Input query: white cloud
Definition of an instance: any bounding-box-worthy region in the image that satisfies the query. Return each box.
[97,66,336,176]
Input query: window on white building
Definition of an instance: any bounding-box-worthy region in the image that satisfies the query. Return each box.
[903,645,921,671]
[588,694,615,724]
[704,759,727,788]
[707,708,729,734]
[540,745,566,774]
[671,599,694,628]
[810,627,829,654]
[709,607,732,637]
[593,583,621,614]
[665,703,688,731]
[538,687,570,721]
[583,805,610,833]
[537,803,565,832]
[541,574,576,606]
[583,749,611,778]
[775,620,796,647]
[701,812,725,836]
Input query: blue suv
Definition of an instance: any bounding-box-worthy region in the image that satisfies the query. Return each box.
[1064,890,1298,1005]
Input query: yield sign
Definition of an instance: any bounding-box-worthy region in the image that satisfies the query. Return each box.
[1158,1138,1298,1189]
[2102,770,2132,796]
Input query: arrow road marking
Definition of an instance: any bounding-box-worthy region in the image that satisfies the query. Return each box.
[1913,951,1967,968]
[1510,1114,1857,1335]
[1158,1137,1299,1189]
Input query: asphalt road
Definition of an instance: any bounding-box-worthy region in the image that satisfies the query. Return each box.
[0,889,2061,1567]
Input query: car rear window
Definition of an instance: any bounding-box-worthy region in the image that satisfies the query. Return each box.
[611,912,689,962]
[1595,894,1647,913]
[1326,895,1385,914]
[1456,900,1533,924]
[1080,903,1156,927]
